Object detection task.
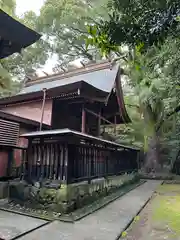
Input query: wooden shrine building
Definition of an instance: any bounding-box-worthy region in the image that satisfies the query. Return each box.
[0,61,140,182]
[0,61,130,137]
[0,10,139,183]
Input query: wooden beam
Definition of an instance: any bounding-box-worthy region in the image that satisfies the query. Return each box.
[84,108,113,125]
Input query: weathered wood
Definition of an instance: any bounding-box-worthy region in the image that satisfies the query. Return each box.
[22,130,139,183]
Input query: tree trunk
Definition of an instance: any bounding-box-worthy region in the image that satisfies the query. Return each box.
[144,133,161,173]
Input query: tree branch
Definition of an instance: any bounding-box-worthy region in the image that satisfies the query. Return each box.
[157,104,180,132]
[70,27,88,35]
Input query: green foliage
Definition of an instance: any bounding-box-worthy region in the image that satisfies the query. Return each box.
[0,0,48,95]
[37,0,110,70]
[85,0,180,170]
[0,63,11,89]
[1,0,110,86]
[0,0,16,15]
[87,0,180,51]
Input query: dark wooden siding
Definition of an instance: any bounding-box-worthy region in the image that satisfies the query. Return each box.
[51,99,82,131]
[0,119,19,146]
[0,150,8,177]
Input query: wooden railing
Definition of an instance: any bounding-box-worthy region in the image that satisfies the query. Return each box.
[20,129,139,184]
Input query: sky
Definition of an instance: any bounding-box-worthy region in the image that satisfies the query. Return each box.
[15,0,82,74]
[16,0,58,74]
[16,0,45,16]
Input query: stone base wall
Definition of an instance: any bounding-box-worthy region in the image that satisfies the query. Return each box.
[0,181,8,199]
[8,173,139,213]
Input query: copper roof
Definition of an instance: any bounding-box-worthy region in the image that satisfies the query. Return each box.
[0,61,118,105]
[21,128,139,150]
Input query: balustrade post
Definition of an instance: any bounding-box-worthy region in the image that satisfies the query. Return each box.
[136,150,140,171]
[40,138,45,180]
[26,139,32,180]
[63,144,69,184]
[81,105,86,133]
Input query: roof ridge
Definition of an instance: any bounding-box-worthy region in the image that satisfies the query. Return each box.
[26,61,111,87]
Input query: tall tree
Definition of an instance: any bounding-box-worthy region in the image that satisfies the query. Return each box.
[90,0,180,52]
[0,0,48,93]
[37,0,110,70]
[2,0,110,81]
[85,0,180,172]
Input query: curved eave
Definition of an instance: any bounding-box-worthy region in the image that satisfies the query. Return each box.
[0,10,41,59]
[115,69,131,123]
[0,81,110,107]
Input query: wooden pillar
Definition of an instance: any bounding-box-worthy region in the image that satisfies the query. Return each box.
[114,115,117,135]
[40,88,47,131]
[63,145,69,184]
[7,148,13,177]
[97,109,101,137]
[136,151,140,170]
[81,105,86,133]
[26,139,32,180]
[20,149,25,180]
[40,138,45,180]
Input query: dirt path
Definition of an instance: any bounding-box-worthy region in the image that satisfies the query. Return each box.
[122,184,180,240]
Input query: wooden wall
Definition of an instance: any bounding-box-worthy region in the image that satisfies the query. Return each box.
[13,127,29,167]
[0,125,37,178]
[1,99,53,126]
[51,100,82,131]
[0,150,8,177]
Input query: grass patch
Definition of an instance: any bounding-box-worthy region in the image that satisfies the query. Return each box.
[152,184,180,237]
[119,183,180,240]
[156,184,180,194]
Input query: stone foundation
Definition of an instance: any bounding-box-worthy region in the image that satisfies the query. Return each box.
[0,181,8,199]
[8,173,139,213]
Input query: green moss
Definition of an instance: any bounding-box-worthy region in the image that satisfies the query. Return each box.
[157,184,180,194]
[56,187,68,202]
[38,188,57,204]
[153,194,180,235]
